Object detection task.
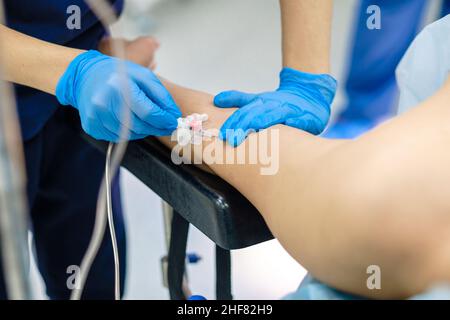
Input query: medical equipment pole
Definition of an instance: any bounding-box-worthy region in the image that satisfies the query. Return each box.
[0,0,32,300]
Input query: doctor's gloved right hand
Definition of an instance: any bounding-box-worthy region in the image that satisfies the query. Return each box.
[56,50,181,142]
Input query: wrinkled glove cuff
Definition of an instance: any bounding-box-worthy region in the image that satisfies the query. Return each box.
[278,67,338,109]
[55,50,106,108]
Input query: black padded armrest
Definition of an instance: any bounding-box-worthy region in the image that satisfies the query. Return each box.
[69,110,273,249]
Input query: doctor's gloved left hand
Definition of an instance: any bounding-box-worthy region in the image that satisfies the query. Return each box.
[56,50,181,142]
[214,68,337,146]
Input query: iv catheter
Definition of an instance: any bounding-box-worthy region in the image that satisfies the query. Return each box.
[175,113,217,146]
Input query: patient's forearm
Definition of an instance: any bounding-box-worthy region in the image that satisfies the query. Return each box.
[159,79,450,299]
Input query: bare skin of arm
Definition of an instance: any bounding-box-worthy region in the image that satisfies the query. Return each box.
[0,25,158,95]
[0,24,84,95]
[156,78,450,299]
[279,0,333,73]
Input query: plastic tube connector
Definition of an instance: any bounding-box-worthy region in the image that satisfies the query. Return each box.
[175,113,212,146]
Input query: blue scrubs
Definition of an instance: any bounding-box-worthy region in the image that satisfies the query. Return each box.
[0,0,126,299]
[325,0,450,138]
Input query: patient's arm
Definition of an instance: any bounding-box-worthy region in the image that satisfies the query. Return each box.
[158,78,450,299]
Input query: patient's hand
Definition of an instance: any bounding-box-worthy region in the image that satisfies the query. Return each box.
[98,36,159,69]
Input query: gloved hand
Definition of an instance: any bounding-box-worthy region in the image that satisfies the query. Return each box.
[56,50,181,142]
[214,67,337,146]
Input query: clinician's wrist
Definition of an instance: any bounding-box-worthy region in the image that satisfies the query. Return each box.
[55,49,104,107]
[278,67,337,106]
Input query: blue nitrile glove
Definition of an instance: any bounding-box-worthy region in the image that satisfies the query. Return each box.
[56,50,181,142]
[214,67,337,146]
